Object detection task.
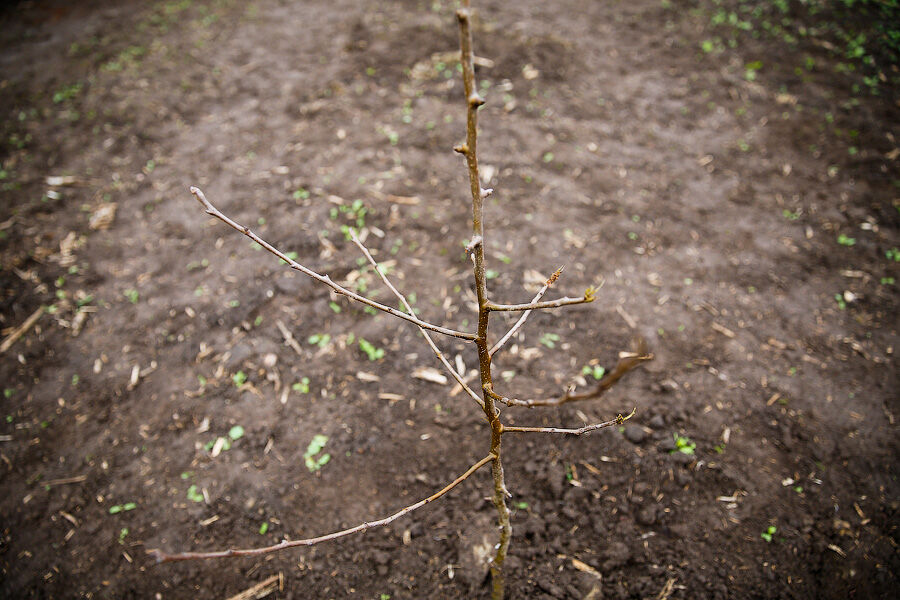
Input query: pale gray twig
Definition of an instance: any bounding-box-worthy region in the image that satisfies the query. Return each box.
[150,453,494,563]
[486,295,591,312]
[190,187,476,342]
[349,228,485,410]
[489,267,563,357]
[503,408,635,435]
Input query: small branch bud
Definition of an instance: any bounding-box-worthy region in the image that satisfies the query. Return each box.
[480,188,493,199]
[546,266,564,286]
[453,143,469,154]
[465,235,483,256]
[468,93,485,107]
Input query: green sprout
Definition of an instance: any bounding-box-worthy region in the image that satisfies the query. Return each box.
[539,332,560,349]
[292,377,310,394]
[358,338,385,361]
[123,289,139,304]
[761,525,777,542]
[304,434,331,472]
[108,502,137,514]
[308,333,331,348]
[581,364,606,380]
[671,434,696,455]
[834,293,847,310]
[837,233,856,246]
[232,371,247,387]
[186,485,204,503]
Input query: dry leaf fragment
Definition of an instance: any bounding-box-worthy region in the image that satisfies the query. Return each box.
[45,175,80,186]
[411,367,448,385]
[57,232,80,267]
[89,203,117,231]
[571,558,602,580]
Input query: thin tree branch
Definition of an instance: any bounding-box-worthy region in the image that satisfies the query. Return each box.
[488,267,563,357]
[502,408,636,435]
[190,186,477,342]
[486,295,591,312]
[348,228,484,410]
[485,339,652,408]
[149,453,495,563]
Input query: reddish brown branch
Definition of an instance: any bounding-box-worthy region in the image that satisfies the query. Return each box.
[190,187,476,342]
[149,453,495,563]
[485,339,652,408]
[455,4,513,598]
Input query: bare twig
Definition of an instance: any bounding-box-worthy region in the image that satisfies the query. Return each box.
[43,475,88,487]
[225,573,283,600]
[503,408,635,435]
[486,295,591,312]
[275,320,303,356]
[149,453,495,563]
[0,306,44,354]
[190,187,476,342]
[489,267,563,357]
[485,339,652,408]
[348,229,484,409]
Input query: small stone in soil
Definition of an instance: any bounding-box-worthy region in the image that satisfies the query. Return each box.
[624,424,647,443]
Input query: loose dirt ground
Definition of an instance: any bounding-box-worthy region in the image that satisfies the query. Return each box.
[1,0,898,598]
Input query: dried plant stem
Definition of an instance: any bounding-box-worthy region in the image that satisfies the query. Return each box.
[503,408,636,435]
[489,267,562,357]
[190,187,476,342]
[485,341,652,408]
[149,453,495,563]
[0,305,45,354]
[486,295,590,312]
[349,229,484,409]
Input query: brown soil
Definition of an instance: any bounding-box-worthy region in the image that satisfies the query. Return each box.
[1,0,898,598]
